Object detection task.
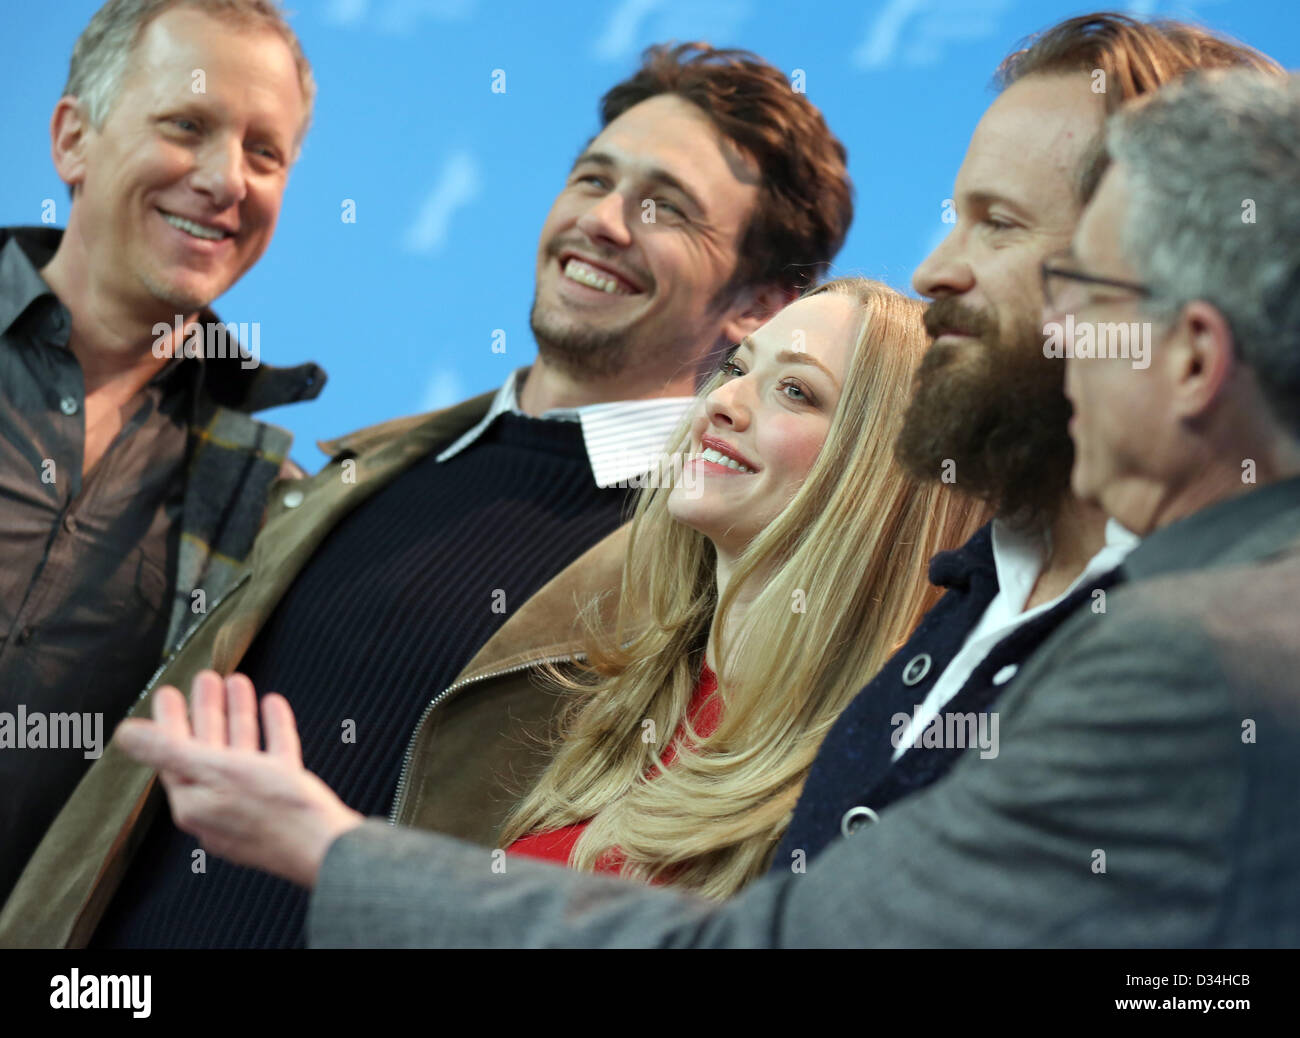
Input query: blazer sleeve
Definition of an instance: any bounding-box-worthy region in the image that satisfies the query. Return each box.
[307,602,1244,948]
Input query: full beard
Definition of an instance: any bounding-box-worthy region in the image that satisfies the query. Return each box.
[894,297,1075,532]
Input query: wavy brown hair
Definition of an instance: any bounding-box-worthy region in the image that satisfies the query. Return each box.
[997,11,1281,110]
[600,41,853,299]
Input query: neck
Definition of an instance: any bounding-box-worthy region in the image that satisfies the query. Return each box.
[517,353,700,415]
[1024,494,1109,610]
[40,225,187,397]
[1138,435,1300,536]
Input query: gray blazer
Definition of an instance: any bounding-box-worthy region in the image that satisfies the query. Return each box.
[306,478,1300,948]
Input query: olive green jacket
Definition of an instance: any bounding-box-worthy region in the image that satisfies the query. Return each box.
[0,391,635,948]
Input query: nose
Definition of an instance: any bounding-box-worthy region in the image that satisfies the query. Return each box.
[575,190,633,249]
[189,135,247,211]
[703,372,752,434]
[912,226,974,300]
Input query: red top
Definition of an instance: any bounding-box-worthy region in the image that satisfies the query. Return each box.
[506,663,721,877]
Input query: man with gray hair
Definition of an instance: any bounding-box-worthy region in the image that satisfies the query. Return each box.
[1058,70,1300,525]
[0,0,323,905]
[107,67,1300,948]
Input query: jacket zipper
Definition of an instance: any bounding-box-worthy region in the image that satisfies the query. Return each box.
[387,650,587,825]
[132,570,254,706]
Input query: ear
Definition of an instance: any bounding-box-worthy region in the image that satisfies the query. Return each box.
[1170,300,1237,421]
[50,96,91,197]
[718,280,798,345]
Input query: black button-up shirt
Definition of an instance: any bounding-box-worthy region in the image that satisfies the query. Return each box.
[0,230,198,903]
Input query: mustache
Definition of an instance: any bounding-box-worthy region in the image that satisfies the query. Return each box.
[922,298,996,342]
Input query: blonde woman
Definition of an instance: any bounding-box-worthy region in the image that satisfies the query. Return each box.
[116,277,987,900]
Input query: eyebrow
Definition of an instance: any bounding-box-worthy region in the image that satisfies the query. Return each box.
[570,150,706,215]
[737,337,842,390]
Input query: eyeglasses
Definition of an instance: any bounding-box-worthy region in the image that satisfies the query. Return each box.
[1041,253,1153,311]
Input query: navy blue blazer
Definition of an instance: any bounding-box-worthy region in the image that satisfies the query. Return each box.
[772,522,1120,870]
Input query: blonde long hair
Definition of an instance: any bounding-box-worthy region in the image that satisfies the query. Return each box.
[499,277,988,899]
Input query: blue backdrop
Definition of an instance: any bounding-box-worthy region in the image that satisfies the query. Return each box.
[4,0,1296,468]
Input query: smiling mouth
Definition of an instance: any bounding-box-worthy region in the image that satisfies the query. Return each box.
[694,446,757,474]
[160,210,233,242]
[560,257,640,295]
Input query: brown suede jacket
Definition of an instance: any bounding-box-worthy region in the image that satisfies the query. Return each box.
[0,391,637,948]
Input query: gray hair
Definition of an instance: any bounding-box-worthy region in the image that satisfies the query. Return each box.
[65,0,316,157]
[1107,70,1300,435]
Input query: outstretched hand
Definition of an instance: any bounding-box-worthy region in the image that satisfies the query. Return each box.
[115,671,364,889]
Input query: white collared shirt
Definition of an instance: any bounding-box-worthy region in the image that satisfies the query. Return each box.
[892,516,1140,761]
[435,367,694,488]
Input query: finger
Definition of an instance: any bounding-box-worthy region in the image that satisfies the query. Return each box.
[150,685,193,741]
[225,673,260,752]
[121,706,195,794]
[262,693,303,764]
[190,670,228,746]
[115,719,202,780]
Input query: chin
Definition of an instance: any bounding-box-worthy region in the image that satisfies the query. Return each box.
[1071,473,1108,515]
[666,499,725,541]
[143,273,218,313]
[665,491,702,528]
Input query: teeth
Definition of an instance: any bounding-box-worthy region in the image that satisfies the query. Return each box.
[162,213,227,241]
[564,259,631,295]
[700,447,752,473]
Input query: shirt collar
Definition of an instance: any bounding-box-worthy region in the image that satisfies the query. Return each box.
[436,366,694,488]
[989,514,1140,614]
[0,234,60,338]
[2,230,194,387]
[3,226,325,416]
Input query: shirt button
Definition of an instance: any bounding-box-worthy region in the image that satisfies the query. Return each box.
[902,653,932,686]
[282,489,305,509]
[60,396,79,416]
[992,663,1019,686]
[841,806,880,838]
[63,513,77,534]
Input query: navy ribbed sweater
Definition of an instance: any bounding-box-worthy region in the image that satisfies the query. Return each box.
[95,413,632,948]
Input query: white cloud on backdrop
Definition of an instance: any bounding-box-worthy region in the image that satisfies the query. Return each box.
[853,0,1014,70]
[324,0,479,32]
[404,150,482,255]
[418,367,467,412]
[592,0,753,61]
